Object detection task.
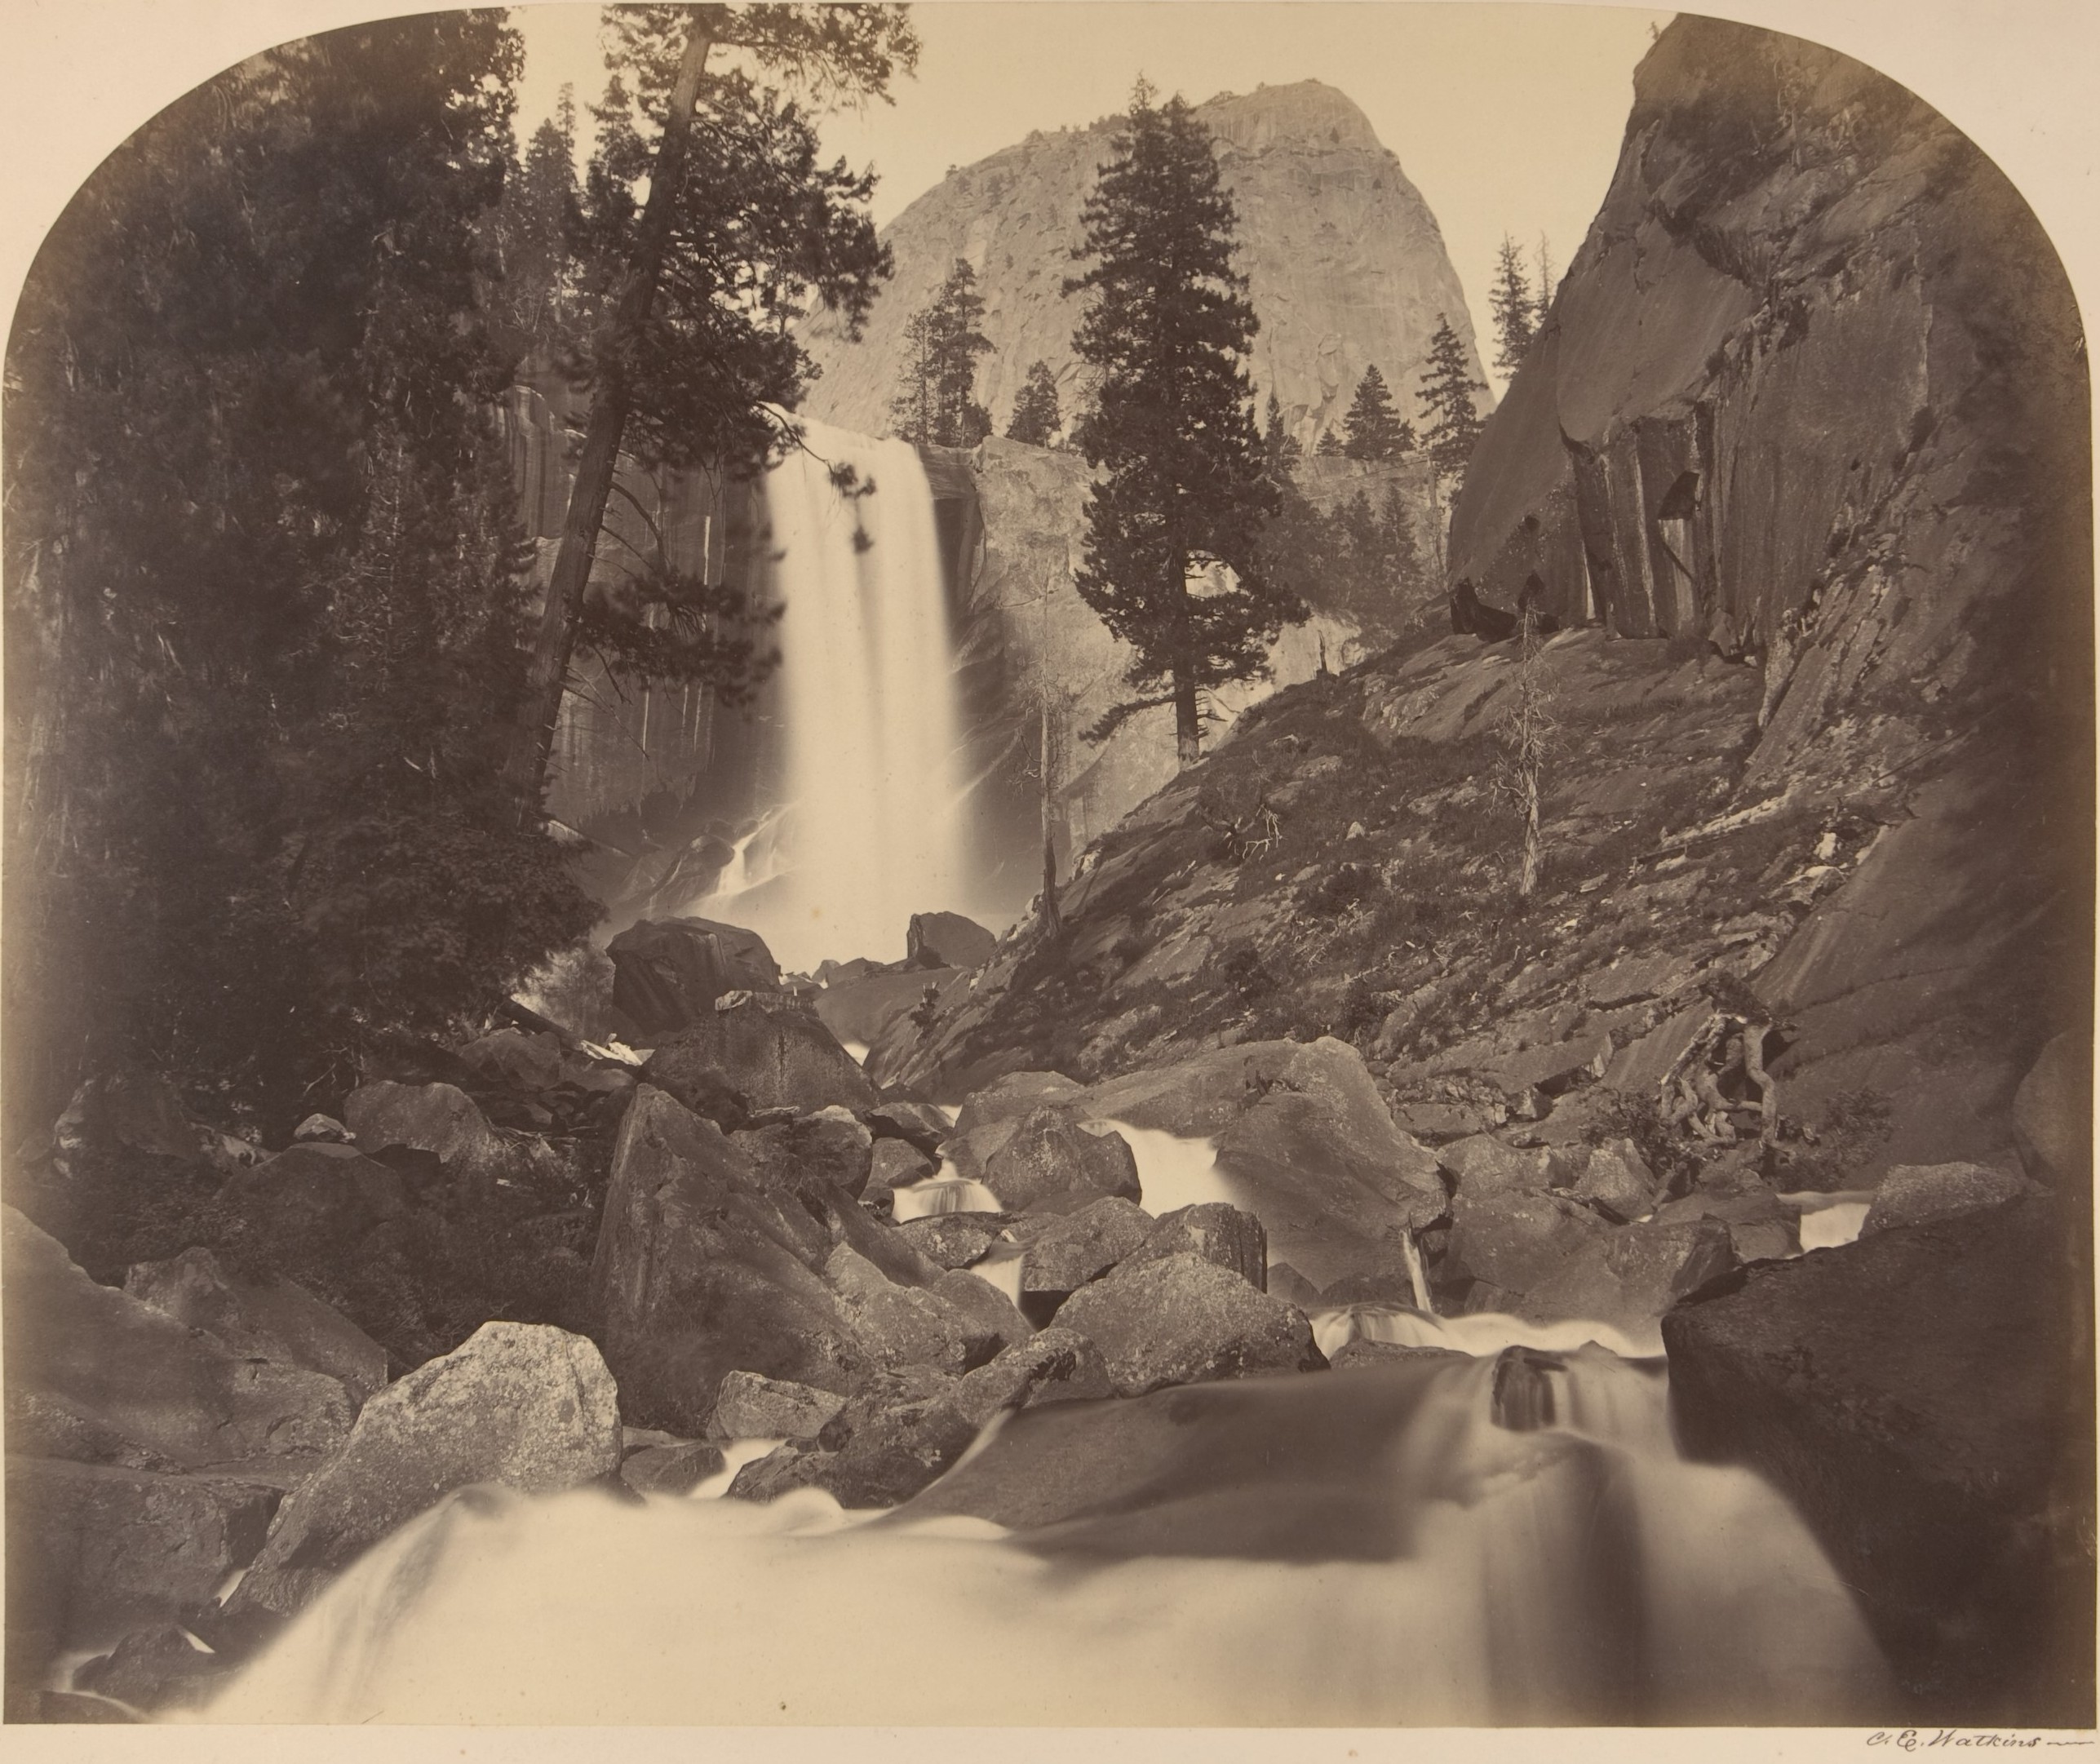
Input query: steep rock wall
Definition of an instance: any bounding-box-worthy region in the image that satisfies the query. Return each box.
[800,82,1486,454]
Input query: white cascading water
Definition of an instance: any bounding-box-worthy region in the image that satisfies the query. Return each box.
[692,416,966,972]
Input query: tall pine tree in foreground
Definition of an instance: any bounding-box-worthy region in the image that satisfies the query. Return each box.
[1342,365,1413,461]
[890,258,994,445]
[1488,234,1537,377]
[1065,82,1300,767]
[1005,359,1063,445]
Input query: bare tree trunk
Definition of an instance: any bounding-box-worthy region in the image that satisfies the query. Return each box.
[503,21,716,816]
[1038,694,1061,938]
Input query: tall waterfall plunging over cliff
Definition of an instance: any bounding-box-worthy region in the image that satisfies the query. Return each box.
[692,417,966,971]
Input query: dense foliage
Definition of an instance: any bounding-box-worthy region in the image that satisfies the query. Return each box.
[1005,359,1064,447]
[1065,83,1300,765]
[890,258,994,445]
[3,12,599,1134]
[1487,234,1539,377]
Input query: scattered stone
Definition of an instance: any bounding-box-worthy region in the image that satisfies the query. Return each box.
[340,1081,508,1185]
[982,1111,1142,1212]
[1664,1197,2087,1719]
[896,1212,1003,1270]
[707,1372,846,1443]
[1861,1163,2043,1237]
[1559,1137,1658,1223]
[1481,1029,1614,1098]
[1052,1252,1327,1398]
[1438,1134,1554,1196]
[620,1441,727,1497]
[1585,953,1695,1009]
[645,992,877,1116]
[907,911,998,970]
[590,1088,862,1434]
[291,1114,352,1145]
[122,1247,389,1407]
[1121,1202,1267,1290]
[3,1207,354,1469]
[229,1322,621,1618]
[866,1100,953,1158]
[1389,1098,1504,1141]
[606,917,782,1038]
[1017,1196,1154,1300]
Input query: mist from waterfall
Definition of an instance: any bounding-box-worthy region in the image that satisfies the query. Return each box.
[693,415,966,972]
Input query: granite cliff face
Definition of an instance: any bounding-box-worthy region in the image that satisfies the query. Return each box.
[800,82,1486,452]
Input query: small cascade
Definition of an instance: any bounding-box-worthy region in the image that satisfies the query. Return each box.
[688,416,967,970]
[1399,1229,1433,1314]
[1095,1119,1241,1213]
[890,1173,1003,1220]
[202,1314,1899,1726]
[966,1239,1026,1306]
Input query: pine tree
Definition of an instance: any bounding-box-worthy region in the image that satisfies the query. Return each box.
[1488,235,1537,377]
[1005,359,1063,446]
[1064,82,1300,768]
[503,4,916,809]
[491,86,581,357]
[890,258,993,445]
[1317,426,1348,457]
[1260,391,1301,481]
[1342,364,1413,461]
[1535,235,1557,327]
[1416,313,1488,492]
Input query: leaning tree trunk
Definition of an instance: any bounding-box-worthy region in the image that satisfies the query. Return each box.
[1037,693,1061,938]
[502,21,716,816]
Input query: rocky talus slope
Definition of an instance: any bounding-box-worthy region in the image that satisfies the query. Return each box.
[800,81,1486,451]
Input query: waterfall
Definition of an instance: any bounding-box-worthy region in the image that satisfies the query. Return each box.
[693,415,966,973]
[197,1323,1899,1726]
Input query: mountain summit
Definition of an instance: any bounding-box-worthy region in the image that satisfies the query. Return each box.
[799,80,1486,450]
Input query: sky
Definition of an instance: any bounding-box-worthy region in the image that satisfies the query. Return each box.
[512,2,1669,395]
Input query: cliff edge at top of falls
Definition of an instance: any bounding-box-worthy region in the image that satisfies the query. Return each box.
[797,80,1486,452]
[880,16,2092,1196]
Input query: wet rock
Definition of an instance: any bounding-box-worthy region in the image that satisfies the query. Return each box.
[1558,1137,1658,1224]
[707,1372,846,1443]
[73,1623,229,1713]
[122,1247,389,1407]
[1438,1134,1554,1196]
[1444,1188,1610,1303]
[2013,1033,2088,1190]
[930,1269,1034,1360]
[825,1246,978,1375]
[1327,1339,1471,1373]
[982,1111,1141,1212]
[1265,1263,1324,1308]
[619,1441,727,1497]
[865,1100,953,1158]
[1017,1196,1154,1300]
[229,1322,620,1619]
[590,1088,862,1434]
[1518,1218,1735,1341]
[606,917,782,1039]
[1664,1197,2090,1722]
[868,1139,940,1205]
[1123,1202,1268,1290]
[459,1028,567,1093]
[908,911,998,970]
[935,1327,1114,1432]
[1861,1163,2043,1237]
[340,1081,508,1185]
[3,1207,353,1469]
[646,992,877,1117]
[731,1107,875,1204]
[1653,1186,1799,1261]
[950,1070,1088,1137]
[895,1213,1003,1270]
[5,1459,280,1690]
[1053,1252,1327,1398]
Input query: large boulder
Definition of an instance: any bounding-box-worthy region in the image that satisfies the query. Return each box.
[457,1028,567,1093]
[1015,1196,1154,1303]
[2012,1033,2089,1190]
[935,1327,1114,1432]
[340,1081,509,1186]
[228,1322,621,1619]
[1122,1202,1269,1290]
[5,1459,281,1691]
[815,966,963,1049]
[645,991,877,1116]
[865,1100,954,1158]
[1052,1253,1327,1398]
[122,1247,389,1406]
[1436,1134,1555,1197]
[1664,1197,2093,1722]
[706,1372,847,1443]
[1442,1188,1609,1309]
[589,1088,863,1434]
[1861,1162,2044,1237]
[895,1212,1004,1270]
[981,1111,1141,1212]
[1557,1137,1658,1225]
[907,911,997,970]
[824,1245,981,1375]
[220,1143,409,1241]
[730,1107,875,1204]
[605,916,782,1039]
[1517,1218,1735,1345]
[2,1207,354,1471]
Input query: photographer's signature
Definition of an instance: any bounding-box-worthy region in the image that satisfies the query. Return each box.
[1868,1734,2095,1751]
